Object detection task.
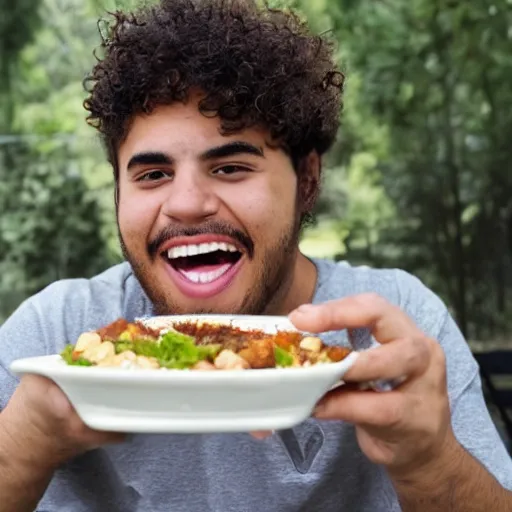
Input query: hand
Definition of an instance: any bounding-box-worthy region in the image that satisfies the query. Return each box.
[1,375,125,472]
[288,293,457,479]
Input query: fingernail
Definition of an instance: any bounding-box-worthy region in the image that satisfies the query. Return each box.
[294,304,317,315]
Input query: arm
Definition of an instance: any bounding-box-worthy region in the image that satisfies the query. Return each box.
[392,437,512,511]
[391,316,512,510]
[0,303,56,511]
[0,374,125,512]
[0,414,56,512]
[289,293,512,510]
[0,298,125,511]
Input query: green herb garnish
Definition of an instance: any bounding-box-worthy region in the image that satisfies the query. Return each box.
[155,331,204,369]
[60,344,93,366]
[118,332,221,369]
[197,344,222,361]
[63,330,222,369]
[115,341,135,354]
[274,345,294,367]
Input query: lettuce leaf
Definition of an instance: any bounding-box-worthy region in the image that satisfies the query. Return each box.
[197,344,222,360]
[274,345,294,367]
[117,332,221,369]
[60,344,94,366]
[63,331,222,369]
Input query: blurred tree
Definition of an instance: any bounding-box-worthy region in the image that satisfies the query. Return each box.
[0,0,43,126]
[320,0,512,338]
[2,0,512,341]
[0,141,107,291]
[0,0,112,321]
[0,0,45,301]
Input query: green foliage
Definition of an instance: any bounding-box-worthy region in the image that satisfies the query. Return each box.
[0,0,43,127]
[2,0,512,341]
[309,0,512,339]
[0,0,115,323]
[0,140,109,293]
[60,344,93,366]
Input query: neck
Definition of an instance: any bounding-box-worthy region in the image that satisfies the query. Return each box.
[267,252,318,316]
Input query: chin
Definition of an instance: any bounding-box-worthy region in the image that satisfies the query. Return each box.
[153,298,249,317]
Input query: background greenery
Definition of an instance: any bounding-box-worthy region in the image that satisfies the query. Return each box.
[1,0,512,344]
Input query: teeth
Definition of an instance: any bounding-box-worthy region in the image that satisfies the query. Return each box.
[184,271,200,283]
[167,241,239,260]
[179,264,231,284]
[199,272,211,284]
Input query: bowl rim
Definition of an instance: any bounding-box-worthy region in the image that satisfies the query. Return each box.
[10,353,358,383]
[10,313,357,383]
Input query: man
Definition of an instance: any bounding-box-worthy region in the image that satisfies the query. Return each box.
[0,0,511,510]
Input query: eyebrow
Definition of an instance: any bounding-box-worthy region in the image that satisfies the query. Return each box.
[200,141,264,160]
[126,141,264,171]
[127,151,173,171]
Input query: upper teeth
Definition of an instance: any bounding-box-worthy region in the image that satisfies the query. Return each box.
[167,242,238,259]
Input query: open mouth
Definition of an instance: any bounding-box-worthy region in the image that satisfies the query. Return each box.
[163,241,243,285]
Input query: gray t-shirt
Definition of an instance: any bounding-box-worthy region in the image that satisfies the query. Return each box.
[1,259,511,512]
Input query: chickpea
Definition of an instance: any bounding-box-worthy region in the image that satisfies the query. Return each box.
[135,356,160,369]
[97,351,137,367]
[214,350,250,370]
[193,361,217,371]
[299,336,323,353]
[74,332,102,353]
[82,341,115,363]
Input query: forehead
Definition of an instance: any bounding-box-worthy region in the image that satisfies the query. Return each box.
[118,102,271,167]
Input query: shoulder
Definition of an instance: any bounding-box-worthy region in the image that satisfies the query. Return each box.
[31,262,140,332]
[0,263,151,363]
[314,258,478,391]
[315,259,448,339]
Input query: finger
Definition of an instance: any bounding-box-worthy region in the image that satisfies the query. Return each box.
[91,432,127,447]
[289,294,422,344]
[250,431,274,440]
[342,337,432,382]
[314,389,406,427]
[20,374,55,400]
[47,380,76,419]
[21,373,53,387]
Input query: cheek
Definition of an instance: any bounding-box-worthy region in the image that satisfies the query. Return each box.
[117,187,161,246]
[226,177,296,236]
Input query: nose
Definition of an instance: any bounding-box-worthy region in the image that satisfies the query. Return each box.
[161,167,220,223]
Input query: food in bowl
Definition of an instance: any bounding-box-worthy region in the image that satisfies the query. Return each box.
[60,318,351,370]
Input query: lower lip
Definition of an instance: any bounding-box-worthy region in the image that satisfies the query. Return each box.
[163,257,244,299]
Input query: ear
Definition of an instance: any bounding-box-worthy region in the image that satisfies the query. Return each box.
[297,151,321,214]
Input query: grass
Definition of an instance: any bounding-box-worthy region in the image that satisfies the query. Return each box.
[299,222,345,259]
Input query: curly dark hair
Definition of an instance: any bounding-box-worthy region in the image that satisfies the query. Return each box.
[83,0,344,178]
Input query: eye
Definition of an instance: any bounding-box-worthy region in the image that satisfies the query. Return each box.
[212,165,251,176]
[136,170,172,182]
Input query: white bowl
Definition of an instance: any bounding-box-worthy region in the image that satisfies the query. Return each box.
[9,315,359,434]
